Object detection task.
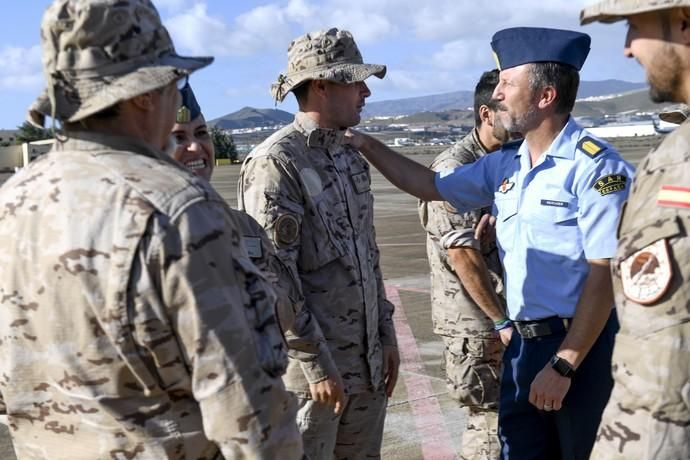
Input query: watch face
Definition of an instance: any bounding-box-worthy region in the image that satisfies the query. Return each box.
[620,239,672,305]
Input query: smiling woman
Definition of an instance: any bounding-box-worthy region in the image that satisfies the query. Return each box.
[170,82,215,180]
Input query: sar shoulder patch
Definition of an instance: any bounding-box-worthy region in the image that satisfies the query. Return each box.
[577,136,607,158]
[593,174,627,196]
[620,239,673,305]
[274,214,299,248]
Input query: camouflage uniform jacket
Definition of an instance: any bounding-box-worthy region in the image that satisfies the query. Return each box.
[418,129,505,338]
[0,131,302,460]
[603,121,690,452]
[239,112,397,395]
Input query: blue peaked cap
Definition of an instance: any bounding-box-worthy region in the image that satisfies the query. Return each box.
[491,27,591,71]
[177,82,202,123]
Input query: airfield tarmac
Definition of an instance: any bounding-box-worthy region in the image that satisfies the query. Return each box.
[0,144,651,459]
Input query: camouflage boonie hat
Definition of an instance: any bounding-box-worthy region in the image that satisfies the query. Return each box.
[581,0,690,24]
[29,0,213,125]
[270,27,386,103]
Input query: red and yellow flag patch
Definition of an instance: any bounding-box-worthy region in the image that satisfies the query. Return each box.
[657,185,690,209]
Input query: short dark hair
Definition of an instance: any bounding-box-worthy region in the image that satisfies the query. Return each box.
[473,70,500,126]
[527,62,580,114]
[292,81,311,108]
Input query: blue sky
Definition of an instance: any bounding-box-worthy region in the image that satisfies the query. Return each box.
[0,0,645,129]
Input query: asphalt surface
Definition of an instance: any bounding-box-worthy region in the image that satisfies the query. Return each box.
[0,145,651,459]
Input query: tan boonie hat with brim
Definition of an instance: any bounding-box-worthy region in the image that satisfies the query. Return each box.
[270,27,386,103]
[581,0,690,24]
[28,0,213,126]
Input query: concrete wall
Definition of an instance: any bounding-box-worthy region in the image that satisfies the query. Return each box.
[588,124,657,138]
[0,145,23,171]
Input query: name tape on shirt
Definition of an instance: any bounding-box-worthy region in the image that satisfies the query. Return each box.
[657,185,690,209]
[593,174,627,196]
[577,136,607,158]
[540,199,569,208]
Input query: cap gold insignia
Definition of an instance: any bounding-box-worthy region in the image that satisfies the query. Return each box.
[176,105,191,124]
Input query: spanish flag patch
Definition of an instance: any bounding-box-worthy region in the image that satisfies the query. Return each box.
[657,185,690,209]
[577,136,607,158]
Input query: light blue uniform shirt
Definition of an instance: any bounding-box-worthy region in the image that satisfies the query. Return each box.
[436,117,635,320]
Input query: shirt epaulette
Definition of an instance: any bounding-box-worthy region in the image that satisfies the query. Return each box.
[577,136,607,159]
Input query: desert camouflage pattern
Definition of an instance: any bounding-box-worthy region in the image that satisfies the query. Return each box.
[295,390,387,459]
[419,129,505,459]
[580,0,690,24]
[271,28,386,102]
[419,128,506,338]
[0,131,302,459]
[590,122,690,459]
[31,0,211,124]
[238,112,397,397]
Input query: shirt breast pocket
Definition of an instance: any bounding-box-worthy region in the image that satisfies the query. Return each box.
[531,198,578,225]
[299,199,347,272]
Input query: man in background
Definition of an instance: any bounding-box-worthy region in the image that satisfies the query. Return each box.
[418,69,512,459]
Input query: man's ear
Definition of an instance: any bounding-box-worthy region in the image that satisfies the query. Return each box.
[538,86,557,110]
[479,105,493,127]
[677,8,690,45]
[129,91,156,112]
[311,80,329,100]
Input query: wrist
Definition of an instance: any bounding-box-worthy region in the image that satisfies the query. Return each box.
[550,354,575,378]
[493,317,513,331]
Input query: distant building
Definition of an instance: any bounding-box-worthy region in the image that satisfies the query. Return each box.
[588,123,657,138]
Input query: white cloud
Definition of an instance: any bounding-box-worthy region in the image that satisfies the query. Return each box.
[164,3,293,56]
[0,45,43,91]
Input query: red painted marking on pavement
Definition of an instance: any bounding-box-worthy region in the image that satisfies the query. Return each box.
[386,284,456,460]
[395,286,431,295]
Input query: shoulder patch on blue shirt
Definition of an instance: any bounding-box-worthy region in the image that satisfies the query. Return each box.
[593,174,627,196]
[577,136,607,158]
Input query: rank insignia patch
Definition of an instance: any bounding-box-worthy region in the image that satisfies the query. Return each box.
[577,136,606,158]
[593,174,627,196]
[657,185,690,209]
[274,214,299,247]
[498,178,515,194]
[620,239,672,305]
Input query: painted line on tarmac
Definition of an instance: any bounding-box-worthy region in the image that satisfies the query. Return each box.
[395,286,431,295]
[386,284,456,460]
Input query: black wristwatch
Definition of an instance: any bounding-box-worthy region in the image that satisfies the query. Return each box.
[550,355,575,378]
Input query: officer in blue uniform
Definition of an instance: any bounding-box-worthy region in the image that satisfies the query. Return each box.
[346,27,635,460]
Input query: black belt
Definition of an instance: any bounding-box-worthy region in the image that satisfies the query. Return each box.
[513,316,571,339]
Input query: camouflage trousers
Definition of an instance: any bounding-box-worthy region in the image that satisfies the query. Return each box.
[295,389,387,460]
[441,335,503,460]
[590,327,690,460]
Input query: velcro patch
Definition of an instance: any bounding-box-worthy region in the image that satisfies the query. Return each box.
[657,185,690,209]
[243,236,263,259]
[593,174,627,196]
[577,136,607,158]
[621,239,673,305]
[351,171,370,194]
[274,214,299,248]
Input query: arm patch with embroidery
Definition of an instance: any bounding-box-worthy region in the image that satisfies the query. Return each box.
[593,174,627,196]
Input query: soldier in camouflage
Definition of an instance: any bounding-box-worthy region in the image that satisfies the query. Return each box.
[0,1,302,459]
[581,2,690,458]
[418,69,513,460]
[238,28,400,459]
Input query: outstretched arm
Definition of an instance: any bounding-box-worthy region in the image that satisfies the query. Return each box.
[345,129,443,202]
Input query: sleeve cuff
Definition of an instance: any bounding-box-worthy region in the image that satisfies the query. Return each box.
[299,342,339,384]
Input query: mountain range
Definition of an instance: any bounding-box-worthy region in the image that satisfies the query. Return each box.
[209,79,652,129]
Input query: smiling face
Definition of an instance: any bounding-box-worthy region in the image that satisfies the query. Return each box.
[171,114,215,181]
[624,11,684,103]
[320,80,371,129]
[491,64,541,134]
